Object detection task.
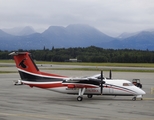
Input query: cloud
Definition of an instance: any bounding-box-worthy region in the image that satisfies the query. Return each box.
[0,0,154,36]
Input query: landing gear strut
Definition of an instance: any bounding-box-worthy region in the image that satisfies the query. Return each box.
[77,88,86,101]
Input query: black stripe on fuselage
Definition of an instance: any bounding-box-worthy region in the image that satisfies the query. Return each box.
[18,70,100,86]
[18,71,63,82]
[62,79,100,86]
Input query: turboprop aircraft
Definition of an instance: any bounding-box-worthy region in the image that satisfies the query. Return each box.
[9,52,146,101]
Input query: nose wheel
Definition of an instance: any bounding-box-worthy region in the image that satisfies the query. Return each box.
[132,97,136,101]
[132,95,143,101]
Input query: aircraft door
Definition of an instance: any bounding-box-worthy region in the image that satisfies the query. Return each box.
[103,85,114,94]
[109,85,114,94]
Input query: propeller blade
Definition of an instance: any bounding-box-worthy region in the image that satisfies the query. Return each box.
[100,70,103,95]
[109,69,112,79]
[101,70,103,79]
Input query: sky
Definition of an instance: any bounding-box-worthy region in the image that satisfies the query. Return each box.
[0,0,154,37]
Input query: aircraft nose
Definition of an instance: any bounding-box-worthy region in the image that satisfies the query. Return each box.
[138,88,146,95]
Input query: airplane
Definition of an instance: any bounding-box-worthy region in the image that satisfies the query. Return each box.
[9,51,146,101]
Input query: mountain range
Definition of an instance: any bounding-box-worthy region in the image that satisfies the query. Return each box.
[0,24,154,50]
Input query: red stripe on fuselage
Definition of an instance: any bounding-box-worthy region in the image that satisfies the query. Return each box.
[105,85,136,94]
[40,71,67,78]
[23,82,64,88]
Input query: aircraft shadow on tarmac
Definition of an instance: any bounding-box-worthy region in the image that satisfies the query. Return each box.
[45,95,135,103]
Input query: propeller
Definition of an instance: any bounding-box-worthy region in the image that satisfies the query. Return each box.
[109,69,112,79]
[100,70,105,95]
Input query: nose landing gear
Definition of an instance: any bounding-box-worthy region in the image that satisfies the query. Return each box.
[132,95,143,101]
[132,97,136,101]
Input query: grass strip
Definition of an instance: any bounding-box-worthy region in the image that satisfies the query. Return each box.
[1,60,154,68]
[37,62,154,68]
[40,68,154,73]
[0,71,17,74]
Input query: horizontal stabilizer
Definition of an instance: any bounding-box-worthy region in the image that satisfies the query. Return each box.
[9,52,28,56]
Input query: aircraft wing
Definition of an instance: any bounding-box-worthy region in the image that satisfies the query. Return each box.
[86,74,101,79]
[62,78,100,88]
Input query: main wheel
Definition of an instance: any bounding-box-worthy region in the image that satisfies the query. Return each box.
[87,94,93,98]
[77,96,83,101]
[132,97,136,101]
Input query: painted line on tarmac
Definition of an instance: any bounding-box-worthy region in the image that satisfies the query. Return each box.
[143,98,154,100]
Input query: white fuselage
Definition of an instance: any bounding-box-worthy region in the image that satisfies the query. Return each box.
[46,79,146,96]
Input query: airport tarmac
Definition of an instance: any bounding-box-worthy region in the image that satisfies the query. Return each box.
[0,66,154,120]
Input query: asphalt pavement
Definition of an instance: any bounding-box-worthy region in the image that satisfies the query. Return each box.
[0,65,154,120]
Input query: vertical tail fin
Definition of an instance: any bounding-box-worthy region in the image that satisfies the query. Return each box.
[9,52,67,82]
[9,52,40,74]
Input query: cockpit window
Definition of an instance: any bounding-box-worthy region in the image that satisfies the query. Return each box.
[123,83,129,86]
[123,83,134,86]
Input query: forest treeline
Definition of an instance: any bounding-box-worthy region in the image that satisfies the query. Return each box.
[0,46,154,63]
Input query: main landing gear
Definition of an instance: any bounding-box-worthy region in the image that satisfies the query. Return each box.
[77,88,86,101]
[76,88,94,101]
[77,96,83,101]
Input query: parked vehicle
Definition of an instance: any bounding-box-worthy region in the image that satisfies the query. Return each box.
[132,79,142,88]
